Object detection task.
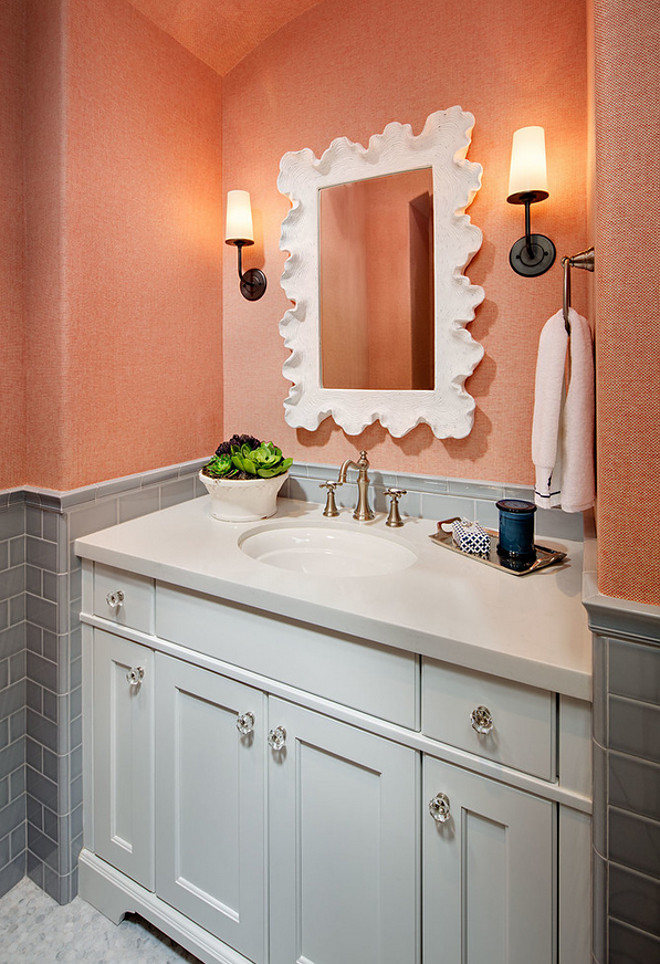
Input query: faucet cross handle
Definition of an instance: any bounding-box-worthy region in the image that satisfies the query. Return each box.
[385,488,407,528]
[320,480,341,517]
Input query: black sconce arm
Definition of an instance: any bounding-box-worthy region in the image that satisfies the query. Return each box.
[507,189,555,278]
[227,239,267,301]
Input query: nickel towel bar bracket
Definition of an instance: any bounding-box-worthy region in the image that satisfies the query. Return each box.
[562,246,595,334]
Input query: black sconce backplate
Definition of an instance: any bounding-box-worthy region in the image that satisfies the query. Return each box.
[509,234,556,277]
[239,268,267,301]
[227,239,268,301]
[507,191,556,277]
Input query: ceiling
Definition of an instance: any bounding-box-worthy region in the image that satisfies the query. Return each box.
[126,0,324,76]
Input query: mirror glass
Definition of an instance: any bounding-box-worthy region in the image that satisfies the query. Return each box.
[319,169,434,390]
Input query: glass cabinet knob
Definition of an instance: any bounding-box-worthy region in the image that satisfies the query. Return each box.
[428,792,451,823]
[267,725,287,750]
[106,589,125,609]
[236,711,255,735]
[126,666,145,687]
[470,705,494,734]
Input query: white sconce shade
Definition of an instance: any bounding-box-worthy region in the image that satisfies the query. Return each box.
[507,126,549,201]
[225,190,254,243]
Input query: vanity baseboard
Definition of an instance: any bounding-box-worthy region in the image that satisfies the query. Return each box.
[78,850,251,964]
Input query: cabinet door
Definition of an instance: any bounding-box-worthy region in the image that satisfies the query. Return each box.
[93,629,154,889]
[423,756,555,964]
[269,697,419,964]
[155,654,266,963]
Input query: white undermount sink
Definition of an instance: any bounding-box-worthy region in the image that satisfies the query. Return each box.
[238,523,417,576]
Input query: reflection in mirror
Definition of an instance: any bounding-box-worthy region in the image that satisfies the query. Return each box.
[320,169,434,391]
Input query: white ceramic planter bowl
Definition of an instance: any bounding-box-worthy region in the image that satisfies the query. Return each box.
[199,470,289,522]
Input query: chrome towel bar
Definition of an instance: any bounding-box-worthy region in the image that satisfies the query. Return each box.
[562,246,595,334]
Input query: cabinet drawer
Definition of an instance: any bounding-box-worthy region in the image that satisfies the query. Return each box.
[156,584,419,729]
[422,658,555,781]
[93,563,155,634]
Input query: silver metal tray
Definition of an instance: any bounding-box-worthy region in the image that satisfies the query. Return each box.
[429,518,567,576]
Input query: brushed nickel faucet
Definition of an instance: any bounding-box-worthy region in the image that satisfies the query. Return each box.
[337,450,374,522]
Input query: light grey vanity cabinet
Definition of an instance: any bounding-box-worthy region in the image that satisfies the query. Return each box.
[85,622,421,964]
[423,756,555,964]
[80,556,590,964]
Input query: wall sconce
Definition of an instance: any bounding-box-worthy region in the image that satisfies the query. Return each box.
[225,190,267,301]
[506,126,555,277]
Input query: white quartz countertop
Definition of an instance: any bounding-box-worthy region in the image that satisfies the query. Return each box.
[75,496,592,701]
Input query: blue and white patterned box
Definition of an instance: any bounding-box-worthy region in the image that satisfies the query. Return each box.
[450,518,490,556]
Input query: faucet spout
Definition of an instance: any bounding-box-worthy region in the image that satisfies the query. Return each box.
[336,450,374,522]
[337,458,358,485]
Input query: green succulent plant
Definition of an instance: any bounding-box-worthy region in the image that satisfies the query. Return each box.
[203,453,234,478]
[203,436,292,481]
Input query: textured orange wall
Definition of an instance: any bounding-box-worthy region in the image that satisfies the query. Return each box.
[24,0,69,490]
[221,0,590,483]
[593,0,660,606]
[0,0,26,491]
[125,0,324,77]
[23,0,224,490]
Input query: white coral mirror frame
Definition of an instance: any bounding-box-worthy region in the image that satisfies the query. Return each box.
[277,107,485,439]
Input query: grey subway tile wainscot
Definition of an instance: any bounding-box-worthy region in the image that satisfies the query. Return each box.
[0,458,205,901]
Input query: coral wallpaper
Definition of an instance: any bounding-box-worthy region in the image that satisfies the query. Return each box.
[0,0,26,491]
[221,0,590,484]
[3,0,590,492]
[3,0,656,605]
[23,0,69,493]
[593,0,660,606]
[22,0,224,490]
[125,0,324,76]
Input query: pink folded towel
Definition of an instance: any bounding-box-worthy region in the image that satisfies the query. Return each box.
[532,308,595,513]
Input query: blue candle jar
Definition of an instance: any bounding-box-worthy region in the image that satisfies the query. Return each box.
[496,499,537,559]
